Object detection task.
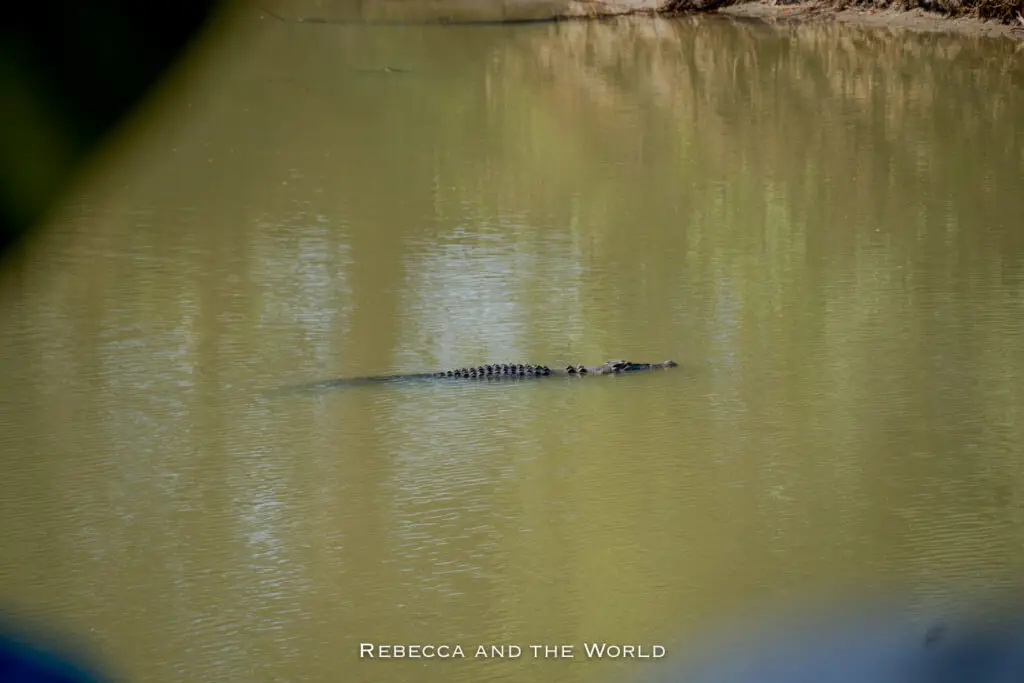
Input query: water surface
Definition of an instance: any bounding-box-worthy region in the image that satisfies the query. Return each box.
[1,11,1023,683]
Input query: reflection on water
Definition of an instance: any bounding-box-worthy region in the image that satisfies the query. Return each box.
[1,10,1023,683]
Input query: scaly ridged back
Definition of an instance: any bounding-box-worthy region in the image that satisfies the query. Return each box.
[435,363,551,378]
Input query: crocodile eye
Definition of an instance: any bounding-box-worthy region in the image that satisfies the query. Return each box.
[566,365,576,373]
[577,365,588,374]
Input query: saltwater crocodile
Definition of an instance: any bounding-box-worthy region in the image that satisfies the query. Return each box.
[300,359,678,390]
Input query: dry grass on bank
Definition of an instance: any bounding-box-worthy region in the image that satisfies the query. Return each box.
[834,0,1023,24]
[664,0,1024,25]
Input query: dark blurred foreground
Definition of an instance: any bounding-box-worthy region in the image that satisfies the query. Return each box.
[8,595,1024,683]
[649,594,1024,683]
[0,628,109,683]
[0,2,219,262]
[1,2,218,679]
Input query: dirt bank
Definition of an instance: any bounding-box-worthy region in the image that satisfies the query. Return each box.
[712,0,1024,38]
[259,0,1024,36]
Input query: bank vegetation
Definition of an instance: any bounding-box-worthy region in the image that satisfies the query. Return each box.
[663,0,1024,28]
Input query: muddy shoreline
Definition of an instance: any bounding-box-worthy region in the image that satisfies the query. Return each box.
[711,0,1024,38]
[259,0,1024,37]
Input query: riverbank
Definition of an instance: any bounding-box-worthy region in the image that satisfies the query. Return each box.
[709,0,1024,39]
[258,0,1024,36]
[573,0,1023,38]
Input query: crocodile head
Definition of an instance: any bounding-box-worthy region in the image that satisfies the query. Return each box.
[564,360,677,375]
[611,360,678,373]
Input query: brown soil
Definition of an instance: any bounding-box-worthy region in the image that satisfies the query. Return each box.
[260,0,1024,35]
[702,0,1024,37]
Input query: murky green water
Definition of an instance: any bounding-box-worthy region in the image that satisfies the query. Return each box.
[1,10,1023,683]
